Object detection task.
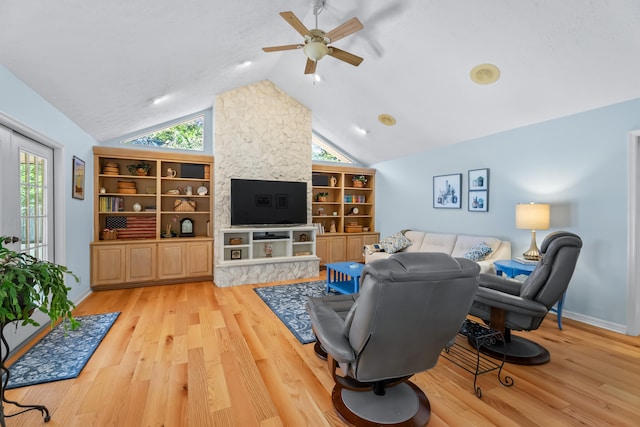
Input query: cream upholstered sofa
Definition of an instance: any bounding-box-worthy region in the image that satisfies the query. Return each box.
[364,230,511,274]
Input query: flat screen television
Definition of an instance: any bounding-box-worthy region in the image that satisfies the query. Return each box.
[230,178,308,226]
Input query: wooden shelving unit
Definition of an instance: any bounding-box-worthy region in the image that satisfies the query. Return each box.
[312,164,379,265]
[90,146,214,290]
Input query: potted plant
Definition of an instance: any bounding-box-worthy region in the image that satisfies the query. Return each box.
[315,192,329,202]
[127,161,152,176]
[352,175,367,188]
[0,236,79,330]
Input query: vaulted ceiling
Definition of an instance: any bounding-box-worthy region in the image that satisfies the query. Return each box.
[2,1,640,165]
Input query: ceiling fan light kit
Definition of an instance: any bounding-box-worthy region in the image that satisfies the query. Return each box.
[470,63,501,85]
[262,1,364,74]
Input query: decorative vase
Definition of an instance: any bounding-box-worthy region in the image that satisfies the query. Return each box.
[353,180,364,188]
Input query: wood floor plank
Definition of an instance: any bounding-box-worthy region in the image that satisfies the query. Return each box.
[3,279,640,426]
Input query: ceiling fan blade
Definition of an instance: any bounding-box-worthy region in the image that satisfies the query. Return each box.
[328,47,364,66]
[262,44,302,52]
[280,11,312,37]
[325,17,364,43]
[304,58,317,75]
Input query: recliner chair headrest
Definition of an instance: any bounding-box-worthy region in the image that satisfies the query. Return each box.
[540,231,583,255]
[364,252,480,282]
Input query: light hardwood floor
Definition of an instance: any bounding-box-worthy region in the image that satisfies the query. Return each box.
[5,277,640,426]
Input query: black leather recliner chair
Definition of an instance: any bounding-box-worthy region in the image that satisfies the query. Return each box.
[306,252,479,426]
[469,231,582,365]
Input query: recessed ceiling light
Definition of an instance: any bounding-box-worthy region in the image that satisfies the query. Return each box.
[238,60,253,69]
[470,63,501,85]
[355,126,368,135]
[378,114,396,126]
[314,74,322,83]
[152,95,168,105]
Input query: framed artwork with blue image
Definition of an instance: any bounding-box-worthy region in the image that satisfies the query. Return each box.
[468,190,488,212]
[433,173,461,209]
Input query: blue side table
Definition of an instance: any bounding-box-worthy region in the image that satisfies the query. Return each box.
[493,259,565,330]
[325,262,364,295]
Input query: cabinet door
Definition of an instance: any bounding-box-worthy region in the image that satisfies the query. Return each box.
[347,235,365,263]
[157,242,187,279]
[364,233,380,246]
[186,241,212,278]
[329,236,347,263]
[316,236,329,265]
[91,245,126,286]
[126,243,157,283]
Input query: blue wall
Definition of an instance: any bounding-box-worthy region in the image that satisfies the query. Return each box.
[372,98,640,328]
[0,65,95,304]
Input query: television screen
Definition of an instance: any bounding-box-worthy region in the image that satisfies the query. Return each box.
[231,179,308,226]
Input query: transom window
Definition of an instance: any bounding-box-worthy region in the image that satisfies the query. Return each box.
[121,115,204,151]
[312,133,353,164]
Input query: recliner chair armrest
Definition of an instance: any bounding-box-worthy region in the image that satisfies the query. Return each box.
[478,273,522,295]
[474,286,548,317]
[307,304,356,363]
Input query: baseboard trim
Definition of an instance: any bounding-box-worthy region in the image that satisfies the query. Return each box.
[561,310,627,335]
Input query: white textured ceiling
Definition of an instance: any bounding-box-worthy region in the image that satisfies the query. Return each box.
[2,0,640,165]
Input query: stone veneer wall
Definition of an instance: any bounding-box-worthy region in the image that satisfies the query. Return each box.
[213,80,318,287]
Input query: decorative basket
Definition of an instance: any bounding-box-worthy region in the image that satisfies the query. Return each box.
[229,237,243,245]
[102,229,118,240]
[174,199,196,212]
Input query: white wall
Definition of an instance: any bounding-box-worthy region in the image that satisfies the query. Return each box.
[373,98,640,329]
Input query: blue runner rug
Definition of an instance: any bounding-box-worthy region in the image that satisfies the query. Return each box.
[254,281,337,344]
[6,312,120,389]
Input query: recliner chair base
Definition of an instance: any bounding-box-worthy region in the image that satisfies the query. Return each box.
[471,334,550,365]
[332,381,431,426]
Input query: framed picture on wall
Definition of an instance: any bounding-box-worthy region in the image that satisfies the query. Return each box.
[72,156,85,200]
[468,190,489,212]
[468,168,489,190]
[433,173,462,209]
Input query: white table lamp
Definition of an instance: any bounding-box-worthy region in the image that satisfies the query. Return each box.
[515,203,550,261]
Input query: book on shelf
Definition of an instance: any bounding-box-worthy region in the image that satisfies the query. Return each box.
[513,257,538,265]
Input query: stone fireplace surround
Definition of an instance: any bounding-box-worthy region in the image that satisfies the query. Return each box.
[213,80,319,287]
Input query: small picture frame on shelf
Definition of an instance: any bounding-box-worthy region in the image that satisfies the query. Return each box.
[231,249,242,260]
[468,168,489,190]
[468,190,489,212]
[433,173,461,209]
[180,218,195,237]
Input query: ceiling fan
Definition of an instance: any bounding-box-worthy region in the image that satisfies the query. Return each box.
[262,0,364,74]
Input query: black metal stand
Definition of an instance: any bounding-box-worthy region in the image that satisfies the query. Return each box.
[0,323,50,426]
[441,319,514,398]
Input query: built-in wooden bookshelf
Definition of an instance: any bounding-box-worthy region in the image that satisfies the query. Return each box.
[90,146,214,290]
[312,164,379,265]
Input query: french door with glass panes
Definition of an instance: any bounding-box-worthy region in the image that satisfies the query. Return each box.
[0,124,55,348]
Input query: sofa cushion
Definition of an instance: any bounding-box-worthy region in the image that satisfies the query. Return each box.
[418,233,457,254]
[463,242,493,261]
[403,230,426,252]
[451,235,502,259]
[379,231,412,254]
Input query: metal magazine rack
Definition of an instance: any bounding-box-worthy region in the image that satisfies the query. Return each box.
[441,318,515,398]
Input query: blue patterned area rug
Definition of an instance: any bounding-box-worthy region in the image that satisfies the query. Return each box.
[6,312,120,389]
[254,281,338,344]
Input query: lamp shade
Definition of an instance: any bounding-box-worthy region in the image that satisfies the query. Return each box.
[515,203,550,230]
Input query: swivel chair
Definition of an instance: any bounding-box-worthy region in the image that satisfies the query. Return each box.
[307,252,479,426]
[469,231,582,365]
